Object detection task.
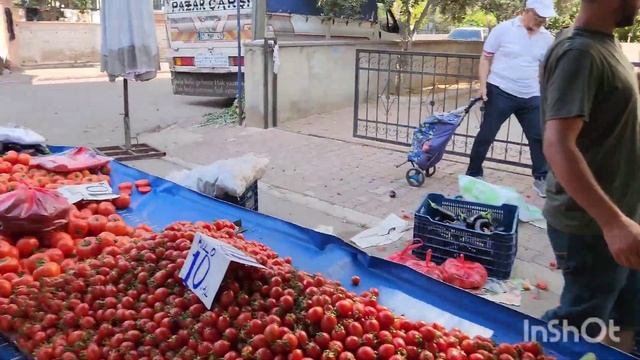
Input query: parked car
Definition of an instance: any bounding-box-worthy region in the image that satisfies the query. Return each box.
[447,27,489,41]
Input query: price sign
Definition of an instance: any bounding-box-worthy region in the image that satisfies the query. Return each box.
[57,181,119,203]
[179,233,266,309]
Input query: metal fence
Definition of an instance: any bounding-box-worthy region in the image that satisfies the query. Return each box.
[353,49,533,169]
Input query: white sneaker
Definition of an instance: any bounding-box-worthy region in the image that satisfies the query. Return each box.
[533,179,547,198]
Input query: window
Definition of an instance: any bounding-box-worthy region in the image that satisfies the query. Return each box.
[153,0,164,11]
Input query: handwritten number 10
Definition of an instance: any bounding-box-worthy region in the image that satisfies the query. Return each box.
[182,250,211,289]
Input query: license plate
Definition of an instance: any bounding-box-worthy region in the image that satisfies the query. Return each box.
[198,32,224,41]
[195,51,228,68]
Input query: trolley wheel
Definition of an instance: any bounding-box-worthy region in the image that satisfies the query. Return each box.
[425,166,437,178]
[406,168,426,187]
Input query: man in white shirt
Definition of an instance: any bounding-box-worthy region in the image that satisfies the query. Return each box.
[466,0,555,197]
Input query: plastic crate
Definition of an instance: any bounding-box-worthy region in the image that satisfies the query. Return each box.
[216,181,259,211]
[411,193,519,280]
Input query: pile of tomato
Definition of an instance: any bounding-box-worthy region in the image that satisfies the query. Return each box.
[0,213,556,360]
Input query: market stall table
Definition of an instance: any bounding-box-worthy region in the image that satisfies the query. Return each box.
[0,148,632,360]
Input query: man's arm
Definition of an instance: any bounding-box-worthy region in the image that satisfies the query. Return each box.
[478,55,492,101]
[544,118,640,269]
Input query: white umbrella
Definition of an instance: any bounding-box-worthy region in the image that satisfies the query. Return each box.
[100,0,160,151]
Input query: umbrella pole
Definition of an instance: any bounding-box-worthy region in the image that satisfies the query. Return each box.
[123,78,131,150]
[236,0,243,124]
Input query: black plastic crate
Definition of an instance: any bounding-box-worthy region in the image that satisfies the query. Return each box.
[216,181,258,211]
[412,193,519,280]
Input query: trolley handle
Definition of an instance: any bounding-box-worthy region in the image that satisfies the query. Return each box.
[463,97,484,114]
[449,97,484,116]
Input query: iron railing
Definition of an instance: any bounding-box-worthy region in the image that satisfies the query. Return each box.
[353,49,533,169]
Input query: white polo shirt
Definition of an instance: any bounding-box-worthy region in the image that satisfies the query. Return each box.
[483,17,554,99]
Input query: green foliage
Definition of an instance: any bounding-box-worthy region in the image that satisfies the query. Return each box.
[200,100,243,128]
[477,0,523,23]
[317,0,368,19]
[462,9,496,28]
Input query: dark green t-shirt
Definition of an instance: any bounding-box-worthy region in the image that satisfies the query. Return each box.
[541,28,640,235]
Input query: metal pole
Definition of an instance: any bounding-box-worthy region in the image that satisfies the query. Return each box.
[272,38,278,128]
[263,37,269,129]
[236,0,244,124]
[123,79,131,150]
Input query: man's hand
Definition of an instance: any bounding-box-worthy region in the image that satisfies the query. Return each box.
[602,216,640,269]
[479,85,488,101]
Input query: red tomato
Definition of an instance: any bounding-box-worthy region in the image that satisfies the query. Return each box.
[113,195,131,209]
[0,162,12,174]
[16,236,39,258]
[56,239,76,257]
[335,299,354,317]
[48,232,72,249]
[135,179,150,188]
[118,182,133,191]
[138,185,152,194]
[306,306,324,324]
[351,275,361,286]
[2,151,18,164]
[17,153,31,166]
[76,238,100,259]
[32,262,61,281]
[0,279,11,297]
[88,215,108,235]
[0,257,19,274]
[68,219,89,239]
[97,202,116,216]
[25,253,50,273]
[356,346,376,360]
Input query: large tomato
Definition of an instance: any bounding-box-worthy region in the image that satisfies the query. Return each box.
[76,238,100,259]
[68,219,89,239]
[32,262,61,281]
[88,215,108,236]
[16,236,39,258]
[0,257,19,274]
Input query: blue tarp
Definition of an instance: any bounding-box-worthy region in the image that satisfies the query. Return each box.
[0,151,633,359]
[267,0,378,21]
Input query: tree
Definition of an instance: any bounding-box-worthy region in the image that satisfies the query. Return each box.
[392,0,478,49]
[461,9,497,28]
[478,0,523,23]
[317,0,368,19]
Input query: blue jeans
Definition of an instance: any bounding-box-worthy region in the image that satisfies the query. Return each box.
[543,226,640,335]
[466,83,548,179]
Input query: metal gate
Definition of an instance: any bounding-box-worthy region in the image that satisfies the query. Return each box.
[353,49,533,168]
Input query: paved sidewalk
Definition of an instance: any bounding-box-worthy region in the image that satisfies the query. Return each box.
[140,116,562,318]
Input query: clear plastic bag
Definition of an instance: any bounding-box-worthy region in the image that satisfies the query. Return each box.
[0,184,71,235]
[31,147,111,173]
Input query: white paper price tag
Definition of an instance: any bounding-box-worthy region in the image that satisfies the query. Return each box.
[57,181,119,203]
[179,233,266,309]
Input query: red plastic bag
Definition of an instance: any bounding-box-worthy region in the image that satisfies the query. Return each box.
[0,184,71,235]
[441,255,488,289]
[387,240,423,265]
[420,249,445,280]
[388,241,444,280]
[31,147,111,173]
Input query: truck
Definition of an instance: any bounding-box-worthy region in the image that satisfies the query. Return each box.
[163,0,400,97]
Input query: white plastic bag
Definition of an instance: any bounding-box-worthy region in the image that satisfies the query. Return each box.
[458,175,544,222]
[167,154,269,197]
[0,125,46,145]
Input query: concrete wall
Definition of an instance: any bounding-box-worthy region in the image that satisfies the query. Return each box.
[15,21,101,66]
[244,39,483,128]
[13,14,170,67]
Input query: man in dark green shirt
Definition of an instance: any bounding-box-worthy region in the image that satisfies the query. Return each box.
[540,0,640,353]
